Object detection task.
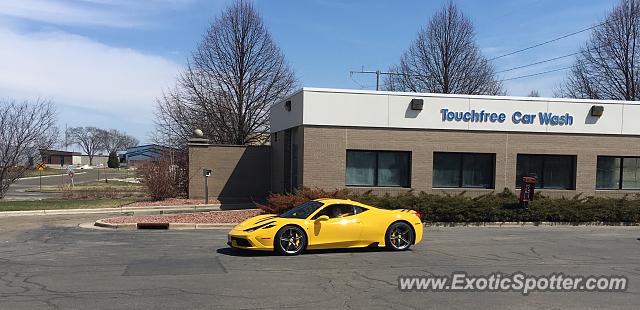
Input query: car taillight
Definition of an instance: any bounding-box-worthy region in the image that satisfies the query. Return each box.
[409,210,422,221]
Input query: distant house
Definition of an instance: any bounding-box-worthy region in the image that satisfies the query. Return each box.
[39,150,82,167]
[125,144,174,167]
[117,150,127,165]
[81,155,109,167]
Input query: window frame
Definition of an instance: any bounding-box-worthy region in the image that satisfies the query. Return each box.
[432,152,496,189]
[345,150,412,188]
[596,156,640,190]
[515,154,577,190]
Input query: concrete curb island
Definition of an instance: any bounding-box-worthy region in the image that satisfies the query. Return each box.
[0,203,256,217]
[94,219,235,230]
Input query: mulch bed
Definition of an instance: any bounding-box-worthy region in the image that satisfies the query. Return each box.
[102,209,263,224]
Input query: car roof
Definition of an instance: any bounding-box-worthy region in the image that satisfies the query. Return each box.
[312,198,372,208]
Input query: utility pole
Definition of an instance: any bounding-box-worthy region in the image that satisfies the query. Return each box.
[349,68,429,90]
[350,69,384,90]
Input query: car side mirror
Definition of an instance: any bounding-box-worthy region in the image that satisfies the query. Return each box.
[315,215,329,222]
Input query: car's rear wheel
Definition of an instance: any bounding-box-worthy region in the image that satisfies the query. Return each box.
[275,225,307,256]
[385,222,414,251]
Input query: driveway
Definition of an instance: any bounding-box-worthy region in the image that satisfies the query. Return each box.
[0,215,638,309]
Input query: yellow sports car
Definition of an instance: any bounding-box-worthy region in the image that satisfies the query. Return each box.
[227,198,423,255]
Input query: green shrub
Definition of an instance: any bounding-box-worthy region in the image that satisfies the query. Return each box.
[107,151,119,168]
[258,187,640,223]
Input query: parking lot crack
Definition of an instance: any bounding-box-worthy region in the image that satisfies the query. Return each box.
[0,272,29,294]
[354,271,396,287]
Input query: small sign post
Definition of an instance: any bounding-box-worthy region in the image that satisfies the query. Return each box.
[519,175,537,209]
[203,169,212,205]
[67,166,75,188]
[35,162,47,191]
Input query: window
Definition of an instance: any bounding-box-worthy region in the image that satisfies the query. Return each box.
[516,154,576,189]
[346,150,410,187]
[312,204,358,219]
[432,152,495,188]
[353,206,368,214]
[597,156,640,190]
[279,201,324,219]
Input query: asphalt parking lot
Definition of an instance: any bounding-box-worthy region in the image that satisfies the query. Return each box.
[0,215,638,309]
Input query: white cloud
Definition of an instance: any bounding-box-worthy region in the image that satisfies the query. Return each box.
[0,27,181,140]
[0,0,198,28]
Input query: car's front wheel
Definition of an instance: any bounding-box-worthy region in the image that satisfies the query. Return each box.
[385,222,414,251]
[275,225,307,256]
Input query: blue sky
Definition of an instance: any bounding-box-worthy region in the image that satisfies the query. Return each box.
[0,0,619,144]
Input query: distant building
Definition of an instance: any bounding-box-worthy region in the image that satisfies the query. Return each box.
[117,151,127,165]
[39,150,81,167]
[81,155,109,167]
[125,144,174,167]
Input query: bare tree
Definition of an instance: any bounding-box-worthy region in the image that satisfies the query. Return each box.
[137,151,189,201]
[557,0,640,100]
[0,99,58,198]
[384,2,503,95]
[100,129,139,154]
[66,127,104,166]
[528,90,541,97]
[155,0,297,147]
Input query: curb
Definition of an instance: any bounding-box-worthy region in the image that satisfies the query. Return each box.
[94,219,235,230]
[0,203,255,217]
[94,220,138,230]
[425,221,640,227]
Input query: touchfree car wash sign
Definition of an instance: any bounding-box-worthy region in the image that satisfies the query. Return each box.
[440,108,574,126]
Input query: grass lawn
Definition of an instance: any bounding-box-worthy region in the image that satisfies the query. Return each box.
[0,198,140,211]
[22,168,66,178]
[26,180,144,193]
[75,180,141,187]
[22,167,136,178]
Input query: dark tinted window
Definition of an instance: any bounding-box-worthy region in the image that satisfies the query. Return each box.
[622,157,640,189]
[353,206,367,214]
[433,152,495,188]
[596,156,621,189]
[345,151,376,186]
[516,154,576,189]
[597,156,640,190]
[346,150,410,187]
[312,204,356,219]
[279,201,324,219]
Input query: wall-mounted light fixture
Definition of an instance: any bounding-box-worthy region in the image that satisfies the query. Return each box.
[590,105,604,117]
[285,100,292,111]
[410,99,424,110]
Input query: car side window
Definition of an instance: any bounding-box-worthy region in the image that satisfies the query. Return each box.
[312,204,356,219]
[353,206,367,214]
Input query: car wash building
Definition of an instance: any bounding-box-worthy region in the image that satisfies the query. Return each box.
[188,87,640,202]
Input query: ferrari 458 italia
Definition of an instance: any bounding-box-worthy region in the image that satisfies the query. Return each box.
[227,198,423,255]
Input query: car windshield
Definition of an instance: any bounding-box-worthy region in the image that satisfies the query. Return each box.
[279,201,324,219]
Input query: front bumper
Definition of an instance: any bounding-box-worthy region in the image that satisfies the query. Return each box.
[227,229,274,251]
[413,221,424,245]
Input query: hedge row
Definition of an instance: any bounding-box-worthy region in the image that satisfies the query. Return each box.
[257,187,640,223]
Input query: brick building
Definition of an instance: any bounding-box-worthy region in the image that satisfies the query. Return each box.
[189,88,640,201]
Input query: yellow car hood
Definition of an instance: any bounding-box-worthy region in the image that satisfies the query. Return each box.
[233,214,280,230]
